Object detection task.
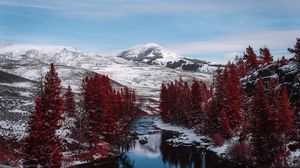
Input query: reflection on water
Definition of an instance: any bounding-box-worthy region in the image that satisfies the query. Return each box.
[78,116,245,168]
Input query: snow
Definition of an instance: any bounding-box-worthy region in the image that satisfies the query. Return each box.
[0,43,213,102]
[117,43,183,65]
[0,82,33,88]
[0,120,27,140]
[154,118,209,144]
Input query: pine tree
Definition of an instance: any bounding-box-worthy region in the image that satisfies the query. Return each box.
[191,80,204,130]
[251,78,274,167]
[288,38,300,63]
[219,108,233,139]
[160,83,172,122]
[293,98,300,139]
[274,85,297,167]
[260,47,273,65]
[24,63,64,167]
[223,63,243,130]
[39,63,64,167]
[24,97,43,167]
[244,46,259,71]
[279,85,296,140]
[64,85,76,117]
[236,57,248,77]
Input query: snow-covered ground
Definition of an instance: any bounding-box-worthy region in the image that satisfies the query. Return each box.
[153,117,229,155]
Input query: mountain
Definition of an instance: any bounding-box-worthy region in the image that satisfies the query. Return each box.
[117,43,221,73]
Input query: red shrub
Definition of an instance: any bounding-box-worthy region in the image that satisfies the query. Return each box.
[230,142,251,164]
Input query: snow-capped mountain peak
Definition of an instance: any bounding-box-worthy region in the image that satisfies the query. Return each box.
[117,43,182,65]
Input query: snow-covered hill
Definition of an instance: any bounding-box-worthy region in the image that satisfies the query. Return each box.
[117,43,221,73]
[117,43,182,65]
[0,43,213,99]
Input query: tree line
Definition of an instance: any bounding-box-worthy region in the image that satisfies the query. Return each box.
[160,38,300,167]
[23,63,137,167]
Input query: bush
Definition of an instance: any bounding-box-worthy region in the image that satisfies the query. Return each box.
[211,133,224,146]
[229,141,252,164]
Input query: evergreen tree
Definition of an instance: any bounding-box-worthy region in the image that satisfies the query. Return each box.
[288,38,300,63]
[39,63,64,167]
[260,47,273,65]
[64,85,76,117]
[219,108,233,139]
[223,63,243,130]
[24,63,64,167]
[160,83,172,122]
[251,78,274,167]
[244,46,259,71]
[23,97,43,167]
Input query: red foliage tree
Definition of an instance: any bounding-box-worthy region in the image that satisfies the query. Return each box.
[223,63,243,130]
[288,38,300,63]
[218,108,233,139]
[64,85,76,117]
[160,83,172,122]
[24,63,64,167]
[251,78,274,167]
[236,57,248,77]
[82,74,118,147]
[191,80,209,131]
[279,56,287,65]
[244,46,259,71]
[293,98,300,139]
[23,97,43,167]
[260,47,273,65]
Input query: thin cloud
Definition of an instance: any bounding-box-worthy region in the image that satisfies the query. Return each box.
[0,0,299,19]
[167,30,300,55]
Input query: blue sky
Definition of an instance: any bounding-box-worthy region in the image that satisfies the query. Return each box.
[0,0,299,63]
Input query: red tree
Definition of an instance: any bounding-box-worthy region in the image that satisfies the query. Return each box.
[223,63,243,130]
[64,85,76,117]
[160,83,172,122]
[39,63,64,167]
[244,46,259,71]
[288,38,300,63]
[273,85,297,167]
[24,97,43,167]
[251,78,274,167]
[260,47,273,65]
[279,85,296,140]
[219,108,233,139]
[24,63,64,167]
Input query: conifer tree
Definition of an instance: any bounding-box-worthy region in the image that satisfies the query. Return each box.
[223,63,243,130]
[260,47,273,65]
[40,63,64,167]
[251,78,274,166]
[160,83,172,122]
[23,97,43,167]
[219,108,233,139]
[24,63,64,167]
[64,85,76,117]
[288,38,300,63]
[244,46,259,71]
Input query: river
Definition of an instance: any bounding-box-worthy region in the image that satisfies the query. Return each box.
[77,115,246,168]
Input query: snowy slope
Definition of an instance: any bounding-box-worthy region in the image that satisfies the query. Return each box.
[117,43,221,73]
[0,43,213,99]
[117,43,182,65]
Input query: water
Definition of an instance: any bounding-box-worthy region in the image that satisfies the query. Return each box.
[78,116,245,168]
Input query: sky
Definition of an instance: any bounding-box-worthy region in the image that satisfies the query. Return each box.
[0,0,299,63]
